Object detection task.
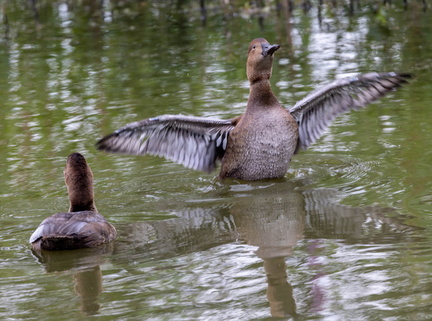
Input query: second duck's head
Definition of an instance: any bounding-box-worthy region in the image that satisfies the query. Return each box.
[246,38,280,84]
[64,152,97,213]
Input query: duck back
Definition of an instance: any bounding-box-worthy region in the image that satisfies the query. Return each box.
[30,211,117,251]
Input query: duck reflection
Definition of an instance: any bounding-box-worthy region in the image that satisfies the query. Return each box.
[229,182,413,318]
[31,244,113,315]
[113,207,237,262]
[60,182,413,319]
[229,182,303,317]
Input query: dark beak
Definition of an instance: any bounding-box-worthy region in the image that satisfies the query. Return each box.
[262,43,280,57]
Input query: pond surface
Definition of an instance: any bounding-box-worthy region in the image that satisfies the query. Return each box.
[1,1,432,320]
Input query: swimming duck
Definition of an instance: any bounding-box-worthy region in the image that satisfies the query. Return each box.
[96,38,410,181]
[30,153,117,251]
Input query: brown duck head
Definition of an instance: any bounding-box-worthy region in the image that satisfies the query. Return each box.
[246,38,280,84]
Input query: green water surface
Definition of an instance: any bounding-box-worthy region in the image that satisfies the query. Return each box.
[1,1,432,320]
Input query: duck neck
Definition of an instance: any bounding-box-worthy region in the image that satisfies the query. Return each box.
[69,201,97,213]
[247,78,279,110]
[67,181,98,213]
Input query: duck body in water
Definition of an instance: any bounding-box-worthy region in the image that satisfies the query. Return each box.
[30,153,117,251]
[96,38,411,181]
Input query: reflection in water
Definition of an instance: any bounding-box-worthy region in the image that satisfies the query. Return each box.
[114,208,237,262]
[73,266,103,315]
[264,256,297,318]
[31,244,113,315]
[107,181,415,319]
[229,182,414,318]
[230,183,303,318]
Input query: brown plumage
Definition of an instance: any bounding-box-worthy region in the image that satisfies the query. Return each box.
[96,38,411,181]
[30,153,117,251]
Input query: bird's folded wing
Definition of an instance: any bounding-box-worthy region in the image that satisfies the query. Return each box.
[29,211,105,243]
[96,114,236,172]
[289,72,411,151]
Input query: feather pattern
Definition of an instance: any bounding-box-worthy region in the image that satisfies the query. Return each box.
[96,114,236,172]
[29,211,110,244]
[289,72,412,151]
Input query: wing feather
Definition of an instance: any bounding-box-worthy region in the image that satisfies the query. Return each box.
[289,72,411,151]
[96,114,236,173]
[29,211,108,243]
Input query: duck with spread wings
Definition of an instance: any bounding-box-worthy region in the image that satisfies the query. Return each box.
[96,38,411,181]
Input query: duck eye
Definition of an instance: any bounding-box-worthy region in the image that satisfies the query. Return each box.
[253,45,256,49]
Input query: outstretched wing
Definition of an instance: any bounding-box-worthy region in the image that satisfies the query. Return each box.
[289,72,411,151]
[96,114,237,172]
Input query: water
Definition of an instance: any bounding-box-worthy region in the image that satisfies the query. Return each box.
[1,1,432,320]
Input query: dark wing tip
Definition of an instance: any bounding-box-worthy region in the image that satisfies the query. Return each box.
[385,72,413,90]
[95,131,124,153]
[397,73,413,79]
[95,134,112,151]
[392,72,413,83]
